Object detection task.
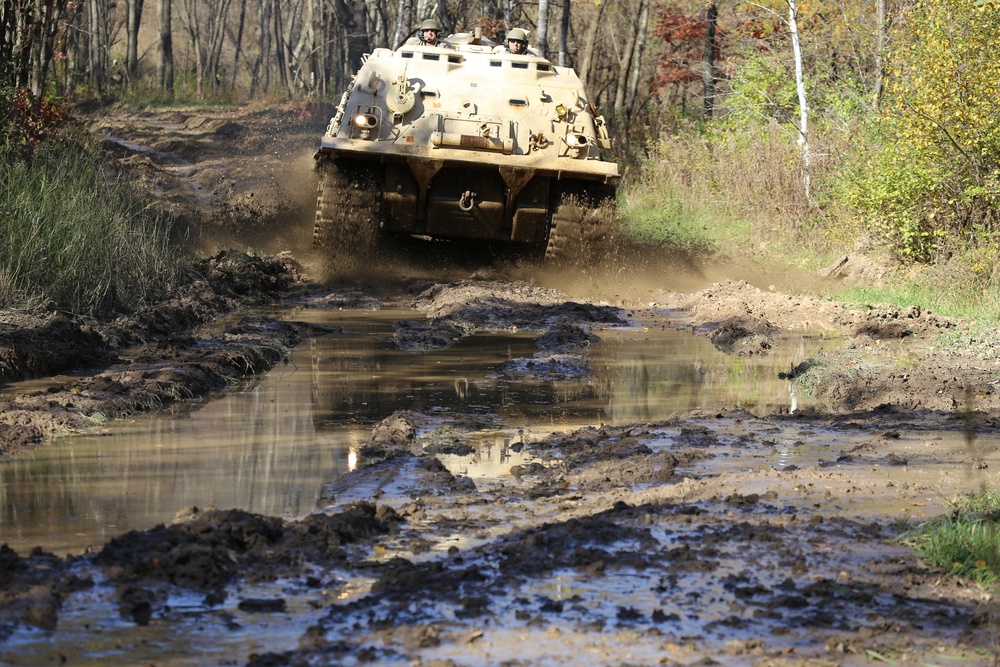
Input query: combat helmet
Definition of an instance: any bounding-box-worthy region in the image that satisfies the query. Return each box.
[506,28,528,42]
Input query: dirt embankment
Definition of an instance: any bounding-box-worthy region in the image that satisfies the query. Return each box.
[649,278,1000,413]
[0,105,997,667]
[0,250,321,453]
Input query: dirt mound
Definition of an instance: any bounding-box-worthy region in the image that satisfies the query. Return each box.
[0,314,111,384]
[652,279,843,333]
[652,278,957,341]
[86,103,329,255]
[834,303,956,339]
[395,280,628,352]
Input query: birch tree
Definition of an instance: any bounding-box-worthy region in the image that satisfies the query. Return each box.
[739,0,812,200]
[787,0,810,201]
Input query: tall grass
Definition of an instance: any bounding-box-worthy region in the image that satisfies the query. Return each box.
[0,139,178,316]
[618,120,847,264]
[838,282,1000,323]
[616,115,1000,325]
[897,491,1000,585]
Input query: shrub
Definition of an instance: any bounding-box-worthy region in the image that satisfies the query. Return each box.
[0,87,72,156]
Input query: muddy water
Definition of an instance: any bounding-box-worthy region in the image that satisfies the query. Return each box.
[1,307,828,557]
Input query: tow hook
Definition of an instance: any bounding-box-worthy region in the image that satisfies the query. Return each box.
[459,190,476,211]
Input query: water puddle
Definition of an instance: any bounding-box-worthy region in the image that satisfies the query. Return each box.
[98,134,175,160]
[2,568,375,667]
[2,304,997,666]
[1,305,829,557]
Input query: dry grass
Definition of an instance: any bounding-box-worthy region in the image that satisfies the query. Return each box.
[0,138,179,316]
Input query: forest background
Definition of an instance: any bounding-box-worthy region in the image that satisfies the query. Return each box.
[2,0,1000,317]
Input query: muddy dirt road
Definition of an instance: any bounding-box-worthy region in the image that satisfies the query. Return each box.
[0,105,998,666]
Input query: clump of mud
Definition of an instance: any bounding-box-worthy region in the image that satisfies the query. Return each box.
[395,280,627,352]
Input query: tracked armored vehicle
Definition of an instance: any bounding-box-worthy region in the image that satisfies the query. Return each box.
[313,32,619,264]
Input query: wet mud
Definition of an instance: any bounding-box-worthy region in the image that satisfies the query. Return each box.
[0,106,998,666]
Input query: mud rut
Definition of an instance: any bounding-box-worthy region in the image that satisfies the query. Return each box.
[0,106,997,667]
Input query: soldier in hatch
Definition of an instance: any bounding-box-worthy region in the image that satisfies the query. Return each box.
[495,28,536,56]
[406,18,451,47]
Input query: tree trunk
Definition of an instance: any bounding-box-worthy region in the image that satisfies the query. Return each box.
[393,0,412,47]
[303,0,317,92]
[126,0,144,84]
[251,0,272,97]
[317,0,329,94]
[205,0,232,90]
[30,0,65,96]
[787,0,811,202]
[88,0,107,96]
[702,0,717,118]
[231,0,246,90]
[537,0,549,58]
[558,0,570,67]
[625,0,649,113]
[613,0,639,113]
[0,4,13,86]
[157,0,173,95]
[273,3,292,97]
[874,0,885,108]
[579,0,608,88]
[331,0,370,81]
[65,2,86,92]
[178,0,203,97]
[435,0,451,36]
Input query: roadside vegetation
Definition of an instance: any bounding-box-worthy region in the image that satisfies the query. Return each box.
[0,87,178,316]
[611,0,1000,326]
[898,490,1000,585]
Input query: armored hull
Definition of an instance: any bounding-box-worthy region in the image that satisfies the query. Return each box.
[314,37,620,262]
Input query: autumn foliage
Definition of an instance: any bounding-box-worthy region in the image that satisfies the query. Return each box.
[0,88,72,156]
[650,7,724,92]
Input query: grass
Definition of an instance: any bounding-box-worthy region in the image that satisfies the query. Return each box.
[837,275,1000,323]
[0,136,178,316]
[897,491,1000,585]
[616,118,856,276]
[616,115,1000,331]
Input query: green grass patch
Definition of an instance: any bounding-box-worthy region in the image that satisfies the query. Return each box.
[618,188,720,252]
[836,281,1000,322]
[898,492,1000,585]
[0,138,178,316]
[951,490,1000,519]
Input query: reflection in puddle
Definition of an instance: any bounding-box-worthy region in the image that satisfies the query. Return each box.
[2,306,830,557]
[3,570,373,667]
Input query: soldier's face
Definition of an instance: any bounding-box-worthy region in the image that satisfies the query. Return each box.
[508,39,525,53]
[423,29,438,42]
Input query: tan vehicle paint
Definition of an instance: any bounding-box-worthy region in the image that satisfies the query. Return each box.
[314,33,620,261]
